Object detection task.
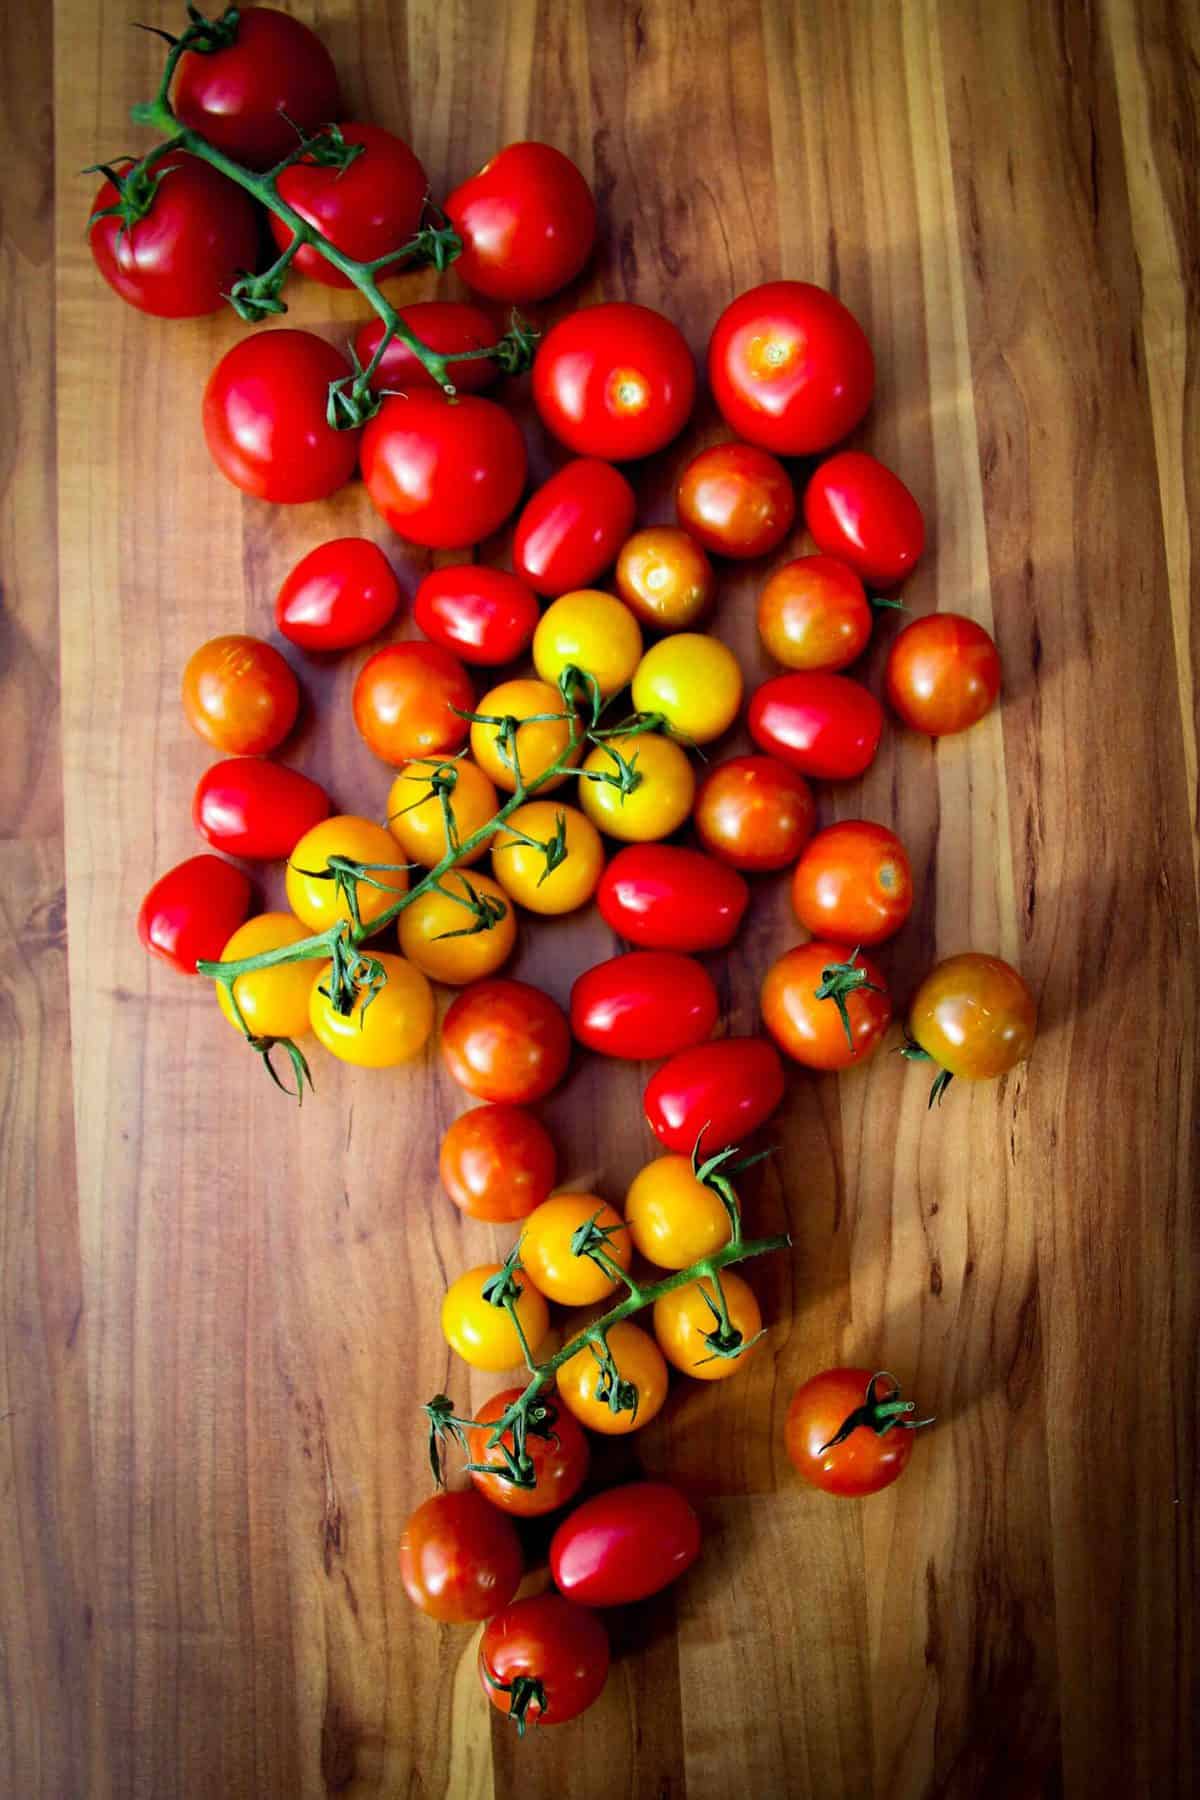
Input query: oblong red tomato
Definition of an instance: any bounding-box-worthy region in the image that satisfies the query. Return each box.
[570,951,718,1060]
[361,393,527,550]
[137,855,252,975]
[597,845,749,952]
[445,141,597,304]
[192,759,330,860]
[550,1481,701,1606]
[513,459,636,597]
[275,538,401,652]
[354,302,502,396]
[804,452,925,588]
[414,566,540,666]
[644,1037,786,1152]
[748,672,883,781]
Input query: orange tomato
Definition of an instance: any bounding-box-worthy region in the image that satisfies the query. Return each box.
[470,678,579,794]
[386,757,499,869]
[757,555,873,671]
[652,1271,762,1380]
[556,1321,668,1435]
[762,941,891,1070]
[520,1193,633,1305]
[791,821,913,946]
[615,527,714,630]
[182,634,299,754]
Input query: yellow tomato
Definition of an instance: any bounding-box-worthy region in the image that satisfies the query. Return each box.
[533,590,643,699]
[287,815,408,934]
[556,1321,668,1435]
[386,757,499,869]
[631,634,744,745]
[652,1271,762,1381]
[578,732,695,841]
[624,1154,732,1270]
[470,679,580,794]
[615,527,714,630]
[491,801,604,915]
[308,951,434,1067]
[215,912,316,1040]
[519,1193,632,1305]
[441,1264,550,1372]
[397,870,516,984]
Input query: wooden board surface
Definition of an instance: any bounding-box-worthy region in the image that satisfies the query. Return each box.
[3,0,1197,1794]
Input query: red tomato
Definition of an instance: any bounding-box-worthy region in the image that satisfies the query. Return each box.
[708,281,875,455]
[445,141,596,303]
[137,855,252,975]
[762,942,891,1071]
[414,566,539,666]
[479,1594,609,1732]
[173,4,340,170]
[468,1388,589,1517]
[361,394,527,549]
[644,1037,785,1152]
[748,672,883,781]
[804,452,925,587]
[439,1104,557,1222]
[270,123,426,287]
[533,303,696,460]
[885,613,1001,736]
[550,1481,701,1606]
[192,759,329,860]
[275,539,401,653]
[757,555,873,672]
[597,845,749,951]
[513,459,636,597]
[676,442,795,560]
[786,1368,927,1497]
[203,331,359,504]
[791,821,913,946]
[570,952,718,1060]
[352,642,473,765]
[181,635,299,756]
[88,152,260,319]
[398,1489,522,1623]
[694,755,815,872]
[354,302,501,396]
[441,979,571,1104]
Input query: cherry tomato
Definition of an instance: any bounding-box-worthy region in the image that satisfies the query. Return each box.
[597,845,749,951]
[644,1037,785,1153]
[397,870,516,985]
[215,912,315,1040]
[470,679,579,794]
[413,567,538,667]
[439,1105,557,1223]
[182,635,299,756]
[550,1481,701,1606]
[534,303,696,460]
[137,855,251,975]
[514,459,636,599]
[88,152,260,318]
[762,942,891,1071]
[387,757,499,869]
[653,1272,762,1381]
[468,1389,589,1517]
[446,142,596,303]
[885,612,1001,736]
[615,527,714,631]
[708,281,875,454]
[309,952,434,1067]
[556,1321,668,1436]
[792,821,912,946]
[569,951,718,1060]
[286,815,408,934]
[786,1368,927,1497]
[275,538,401,653]
[352,641,474,766]
[906,953,1036,1094]
[757,555,873,672]
[172,4,340,170]
[270,123,426,286]
[361,394,527,549]
[694,755,814,872]
[441,979,571,1103]
[192,758,329,860]
[748,671,883,780]
[578,733,695,841]
[533,590,643,699]
[442,1263,550,1371]
[624,1154,731,1269]
[804,452,925,587]
[491,801,604,915]
[676,442,795,560]
[355,302,502,396]
[631,634,743,744]
[203,331,359,504]
[399,1490,522,1623]
[480,1594,609,1731]
[520,1193,632,1305]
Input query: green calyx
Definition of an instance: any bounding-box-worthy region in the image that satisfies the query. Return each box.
[813,948,884,1053]
[898,1037,955,1107]
[479,1661,547,1736]
[817,1371,935,1454]
[84,144,184,237]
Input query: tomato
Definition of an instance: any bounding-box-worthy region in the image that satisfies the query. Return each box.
[137,855,251,975]
[442,1263,550,1371]
[361,394,527,549]
[597,845,749,951]
[520,1193,633,1305]
[445,142,596,303]
[792,821,912,946]
[569,951,718,1060]
[708,281,875,455]
[352,641,474,766]
[676,442,795,560]
[514,460,636,599]
[762,942,891,1071]
[906,953,1036,1098]
[624,1153,731,1269]
[885,612,1001,736]
[275,538,401,653]
[173,5,339,170]
[309,951,434,1066]
[468,1389,589,1517]
[399,1490,522,1623]
[413,567,538,667]
[203,331,359,504]
[470,679,578,794]
[480,1594,609,1732]
[631,634,743,745]
[89,152,259,319]
[556,1321,668,1436]
[533,303,696,460]
[532,591,642,700]
[192,758,329,861]
[355,303,501,396]
[182,635,299,756]
[786,1368,928,1497]
[215,912,315,1040]
[286,815,408,933]
[654,1272,762,1381]
[804,452,925,587]
[694,755,814,872]
[439,1105,557,1223]
[550,1481,701,1607]
[644,1037,785,1153]
[491,801,604,915]
[748,672,883,781]
[270,123,426,287]
[387,757,499,870]
[578,732,695,842]
[397,870,516,984]
[441,978,571,1103]
[615,527,714,631]
[757,555,873,672]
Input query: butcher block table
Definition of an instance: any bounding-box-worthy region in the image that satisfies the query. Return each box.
[3,1,1196,1795]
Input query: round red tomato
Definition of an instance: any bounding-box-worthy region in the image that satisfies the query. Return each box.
[182,635,299,756]
[439,1104,557,1222]
[441,979,571,1104]
[354,302,501,396]
[708,281,875,455]
[762,942,891,1071]
[480,1594,609,1733]
[275,539,400,652]
[513,459,636,597]
[361,393,527,549]
[644,1037,785,1153]
[786,1368,928,1497]
[352,642,473,765]
[445,141,596,303]
[757,555,873,672]
[676,441,795,560]
[270,122,426,286]
[885,612,1001,736]
[172,4,340,170]
[791,821,912,946]
[694,755,815,872]
[570,951,718,1060]
[137,855,252,975]
[414,566,539,666]
[533,302,696,460]
[749,672,883,781]
[203,331,359,504]
[468,1388,589,1517]
[398,1489,522,1623]
[550,1481,701,1606]
[89,152,260,319]
[597,845,749,952]
[804,452,925,588]
[192,758,329,860]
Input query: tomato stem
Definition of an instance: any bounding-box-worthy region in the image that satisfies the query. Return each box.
[817,1371,935,1454]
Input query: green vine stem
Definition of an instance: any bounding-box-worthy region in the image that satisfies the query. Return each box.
[817,1371,935,1453]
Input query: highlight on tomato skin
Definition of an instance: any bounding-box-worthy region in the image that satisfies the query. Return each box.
[275,539,402,653]
[445,142,597,304]
[596,844,750,951]
[549,1480,702,1606]
[790,821,913,947]
[905,952,1037,1094]
[885,612,1001,737]
[708,280,875,456]
[479,1593,610,1733]
[137,855,253,976]
[398,1489,523,1623]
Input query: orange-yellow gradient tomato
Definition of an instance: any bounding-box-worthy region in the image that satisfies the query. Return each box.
[533,590,643,698]
[757,555,872,672]
[615,527,714,630]
[631,634,743,744]
[287,815,408,933]
[519,1193,633,1305]
[492,801,604,915]
[215,912,315,1039]
[470,679,579,794]
[556,1321,668,1435]
[386,757,499,869]
[578,733,695,841]
[181,633,299,754]
[397,870,516,984]
[624,1154,732,1270]
[308,951,434,1067]
[653,1272,762,1380]
[442,1264,550,1372]
[907,953,1036,1082]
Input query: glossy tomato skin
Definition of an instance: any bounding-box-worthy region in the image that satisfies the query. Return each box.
[192,758,329,860]
[182,635,300,756]
[414,567,539,666]
[439,1104,557,1222]
[578,733,696,843]
[513,459,636,597]
[708,281,875,455]
[138,855,252,975]
[597,845,749,952]
[625,1154,732,1269]
[352,641,473,765]
[556,1321,668,1436]
[694,755,815,872]
[550,1482,701,1606]
[203,332,359,504]
[480,1595,609,1729]
[271,123,426,286]
[215,912,315,1040]
[758,555,872,672]
[89,154,260,319]
[534,303,696,461]
[355,303,501,396]
[654,1272,762,1381]
[532,592,642,700]
[468,1389,590,1517]
[470,679,579,794]
[361,394,527,549]
[275,539,401,653]
[399,1489,522,1623]
[492,802,604,916]
[446,142,596,303]
[388,757,498,869]
[570,951,718,1060]
[785,1368,919,1497]
[644,1037,786,1153]
[749,672,883,781]
[309,952,434,1067]
[287,815,408,934]
[442,1264,550,1371]
[676,442,796,560]
[521,1193,632,1305]
[631,634,743,745]
[173,5,340,169]
[885,612,1001,736]
[791,821,912,946]
[441,979,571,1104]
[762,942,891,1072]
[615,527,714,631]
[397,870,516,985]
[907,953,1036,1081]
[804,452,925,587]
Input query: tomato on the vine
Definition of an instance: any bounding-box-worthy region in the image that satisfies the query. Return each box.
[203,331,360,504]
[550,1481,701,1606]
[446,142,596,303]
[708,281,875,455]
[352,641,473,766]
[578,733,695,841]
[786,1368,928,1497]
[906,953,1036,1094]
[532,590,643,699]
[286,815,408,933]
[514,459,636,598]
[653,1271,762,1381]
[361,394,527,549]
[387,757,498,869]
[491,801,604,915]
[397,870,516,985]
[355,302,502,396]
[88,153,260,318]
[556,1321,668,1436]
[791,821,912,946]
[694,755,814,872]
[885,612,1001,736]
[480,1594,610,1731]
[748,671,883,781]
[534,302,696,460]
[468,1389,590,1517]
[569,951,718,1061]
[597,845,749,951]
[173,4,341,170]
[193,758,329,861]
[804,452,925,587]
[644,1038,785,1152]
[399,1489,522,1623]
[215,912,316,1041]
[441,1263,550,1371]
[440,978,571,1103]
[270,123,426,286]
[275,538,401,653]
[762,942,891,1071]
[757,555,874,672]
[625,1153,732,1270]
[138,855,252,975]
[470,679,579,794]
[631,634,743,745]
[676,441,795,560]
[413,567,539,667]
[520,1193,632,1306]
[615,527,714,631]
[309,952,434,1067]
[182,635,299,756]
[439,1104,557,1223]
